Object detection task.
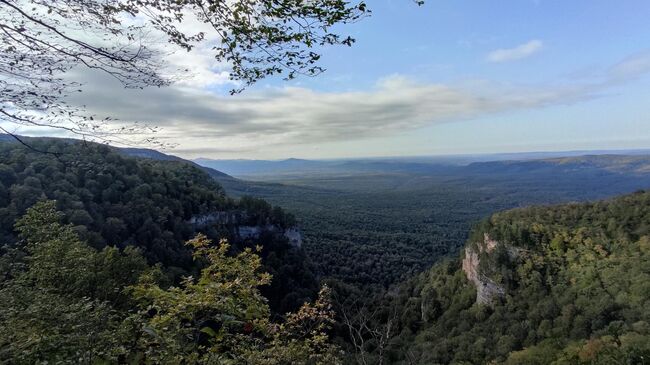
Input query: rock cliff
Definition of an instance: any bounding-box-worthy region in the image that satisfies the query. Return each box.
[189,211,302,248]
[462,233,506,305]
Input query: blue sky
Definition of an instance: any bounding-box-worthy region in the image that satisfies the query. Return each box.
[64,0,650,159]
[302,0,650,88]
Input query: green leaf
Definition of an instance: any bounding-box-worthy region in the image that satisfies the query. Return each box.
[199,326,217,338]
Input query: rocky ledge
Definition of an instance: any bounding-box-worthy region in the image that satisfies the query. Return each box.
[189,212,302,248]
[462,233,521,305]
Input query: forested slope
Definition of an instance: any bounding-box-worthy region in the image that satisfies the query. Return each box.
[0,138,317,313]
[374,190,650,364]
[0,202,339,364]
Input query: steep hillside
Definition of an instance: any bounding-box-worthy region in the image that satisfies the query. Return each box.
[0,138,316,313]
[374,191,650,364]
[121,147,235,179]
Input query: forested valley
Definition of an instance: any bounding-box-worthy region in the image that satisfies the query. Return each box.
[2,0,648,363]
[2,137,650,364]
[212,153,650,293]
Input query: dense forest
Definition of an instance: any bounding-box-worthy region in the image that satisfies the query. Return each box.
[3,0,647,363]
[2,138,650,364]
[0,139,317,314]
[0,201,339,364]
[214,157,650,294]
[358,190,650,364]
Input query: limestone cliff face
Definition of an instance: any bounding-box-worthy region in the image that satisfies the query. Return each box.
[462,233,506,305]
[189,211,244,226]
[236,225,302,248]
[189,211,302,248]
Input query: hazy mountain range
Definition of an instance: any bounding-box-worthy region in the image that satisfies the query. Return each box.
[194,149,650,178]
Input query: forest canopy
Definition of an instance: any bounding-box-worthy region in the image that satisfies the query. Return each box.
[0,138,318,314]
[366,190,650,364]
[0,201,340,364]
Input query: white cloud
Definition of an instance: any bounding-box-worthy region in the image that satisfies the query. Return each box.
[122,9,235,89]
[607,51,650,82]
[487,40,543,63]
[55,68,598,158]
[11,43,650,159]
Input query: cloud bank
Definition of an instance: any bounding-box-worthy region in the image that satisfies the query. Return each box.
[20,49,650,158]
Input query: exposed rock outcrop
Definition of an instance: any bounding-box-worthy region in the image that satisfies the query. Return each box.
[462,233,509,305]
[236,225,302,248]
[189,211,244,226]
[189,212,302,248]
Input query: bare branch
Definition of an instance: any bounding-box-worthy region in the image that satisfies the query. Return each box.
[0,0,368,147]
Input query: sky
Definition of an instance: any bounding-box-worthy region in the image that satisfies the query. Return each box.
[32,1,650,159]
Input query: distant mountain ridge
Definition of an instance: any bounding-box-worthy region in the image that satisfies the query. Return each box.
[194,151,650,180]
[119,147,235,179]
[465,154,650,175]
[3,134,649,179]
[194,149,650,175]
[193,157,331,176]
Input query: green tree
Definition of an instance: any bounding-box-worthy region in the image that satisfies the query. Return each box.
[1,201,340,363]
[0,201,148,364]
[1,0,367,145]
[130,233,341,364]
